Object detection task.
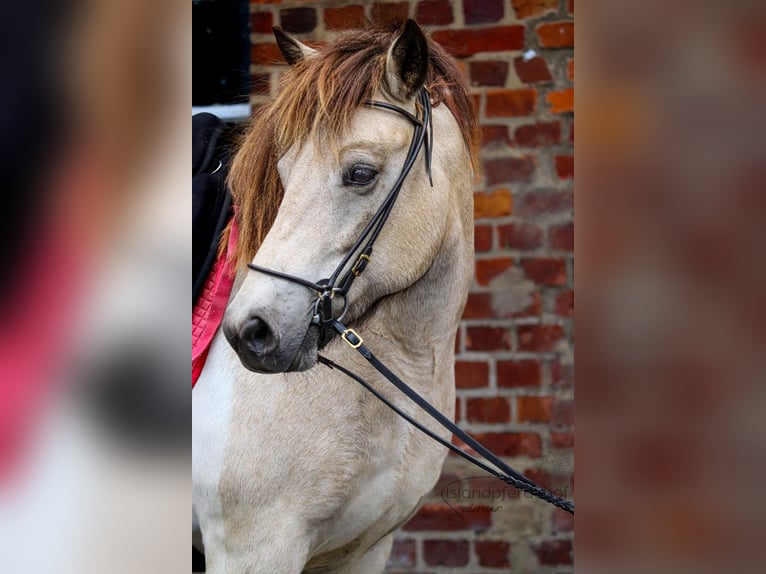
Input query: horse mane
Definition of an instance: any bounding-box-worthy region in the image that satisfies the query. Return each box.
[225,21,479,269]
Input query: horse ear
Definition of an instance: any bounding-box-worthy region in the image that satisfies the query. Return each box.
[384,19,429,102]
[273,27,318,65]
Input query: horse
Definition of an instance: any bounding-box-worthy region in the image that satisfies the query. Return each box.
[192,20,479,573]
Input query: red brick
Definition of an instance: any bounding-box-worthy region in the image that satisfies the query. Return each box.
[521,257,567,285]
[567,58,575,81]
[424,540,469,567]
[516,396,554,423]
[533,539,573,565]
[455,360,489,389]
[455,397,461,422]
[514,56,553,84]
[387,538,416,568]
[514,122,561,147]
[432,26,524,58]
[466,397,510,423]
[512,0,558,19]
[462,292,542,320]
[471,93,481,115]
[524,468,572,492]
[553,507,575,532]
[537,21,574,48]
[463,0,503,25]
[555,289,574,317]
[481,125,511,148]
[475,540,511,567]
[454,329,461,353]
[516,190,573,219]
[498,222,543,250]
[552,399,574,429]
[551,360,574,389]
[549,223,574,251]
[517,324,564,352]
[251,11,273,34]
[547,88,574,113]
[325,5,365,30]
[475,257,514,286]
[462,293,493,319]
[251,43,283,65]
[486,88,537,117]
[404,503,492,531]
[551,432,574,448]
[555,155,574,179]
[474,189,513,218]
[484,156,536,186]
[569,0,575,14]
[252,0,282,4]
[372,2,409,23]
[497,359,542,387]
[465,326,511,351]
[467,432,542,457]
[415,0,453,25]
[280,7,317,34]
[474,224,493,252]
[469,60,508,87]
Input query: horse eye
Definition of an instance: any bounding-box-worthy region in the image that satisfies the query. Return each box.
[344,165,378,187]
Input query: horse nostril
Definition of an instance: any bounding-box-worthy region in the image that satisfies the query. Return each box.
[240,316,278,356]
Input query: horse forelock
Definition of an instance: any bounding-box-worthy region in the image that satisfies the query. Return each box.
[226,21,479,269]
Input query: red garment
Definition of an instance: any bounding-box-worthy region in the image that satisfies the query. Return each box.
[192,220,238,387]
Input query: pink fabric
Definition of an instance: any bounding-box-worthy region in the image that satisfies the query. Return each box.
[192,220,238,388]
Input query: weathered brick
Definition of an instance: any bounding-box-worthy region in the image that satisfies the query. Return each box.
[404,503,492,531]
[569,120,575,144]
[468,432,542,457]
[469,60,508,87]
[551,432,574,448]
[517,324,564,352]
[251,11,273,34]
[424,540,470,567]
[522,257,567,285]
[537,21,574,48]
[465,326,511,351]
[516,190,573,219]
[555,289,574,317]
[372,2,409,23]
[514,56,553,84]
[512,0,558,19]
[466,397,510,423]
[387,538,416,568]
[325,5,365,31]
[514,122,561,147]
[551,359,574,389]
[432,26,524,57]
[497,359,542,387]
[498,222,543,250]
[567,58,575,81]
[251,43,282,65]
[280,7,317,34]
[569,0,575,14]
[474,189,513,219]
[475,540,511,567]
[547,88,574,113]
[555,155,574,179]
[516,395,554,422]
[463,0,503,25]
[534,539,573,565]
[549,223,574,251]
[474,224,493,251]
[553,507,575,532]
[552,399,575,428]
[475,257,514,286]
[486,88,537,117]
[481,125,511,148]
[484,156,536,185]
[415,0,453,25]
[455,360,489,389]
[463,292,541,320]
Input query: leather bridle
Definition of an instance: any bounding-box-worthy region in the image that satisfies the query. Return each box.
[246,87,574,515]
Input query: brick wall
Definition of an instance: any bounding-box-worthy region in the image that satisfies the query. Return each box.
[248,1,574,571]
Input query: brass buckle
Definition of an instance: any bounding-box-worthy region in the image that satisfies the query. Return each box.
[351,254,370,277]
[341,328,363,349]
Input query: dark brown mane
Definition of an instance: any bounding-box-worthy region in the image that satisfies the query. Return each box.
[226,21,479,269]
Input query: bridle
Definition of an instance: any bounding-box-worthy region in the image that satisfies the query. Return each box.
[248,87,435,344]
[246,87,574,515]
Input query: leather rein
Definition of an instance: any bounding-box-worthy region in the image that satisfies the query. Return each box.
[248,88,574,515]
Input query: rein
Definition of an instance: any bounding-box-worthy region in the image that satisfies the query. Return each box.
[247,88,574,515]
